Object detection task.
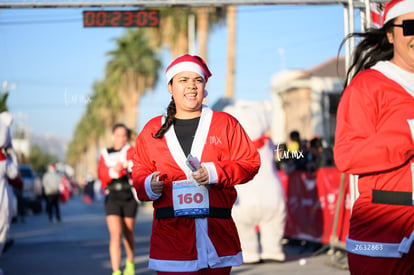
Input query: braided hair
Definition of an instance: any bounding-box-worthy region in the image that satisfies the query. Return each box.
[153,95,176,139]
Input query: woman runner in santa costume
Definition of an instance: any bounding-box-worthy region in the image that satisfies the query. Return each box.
[98,123,138,275]
[334,0,414,273]
[131,54,260,274]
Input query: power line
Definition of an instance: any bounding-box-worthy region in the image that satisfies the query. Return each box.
[0,4,340,26]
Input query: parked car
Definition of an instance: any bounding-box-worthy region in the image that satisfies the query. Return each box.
[18,164,42,214]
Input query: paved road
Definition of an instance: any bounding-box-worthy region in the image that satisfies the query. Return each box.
[0,195,349,275]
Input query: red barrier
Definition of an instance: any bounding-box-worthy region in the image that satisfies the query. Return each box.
[279,167,350,244]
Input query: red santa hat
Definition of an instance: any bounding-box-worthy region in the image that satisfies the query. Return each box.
[165,54,212,84]
[383,0,414,25]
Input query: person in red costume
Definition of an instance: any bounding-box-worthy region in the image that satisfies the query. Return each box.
[335,0,414,274]
[131,54,260,274]
[98,123,138,275]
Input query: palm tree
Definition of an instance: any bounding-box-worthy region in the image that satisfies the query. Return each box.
[106,29,161,132]
[196,7,209,60]
[145,7,226,60]
[92,79,123,146]
[67,29,161,181]
[143,7,190,58]
[67,79,121,179]
[196,7,227,61]
[67,115,90,180]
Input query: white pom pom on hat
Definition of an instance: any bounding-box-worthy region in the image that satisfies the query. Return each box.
[165,54,212,84]
[383,0,414,25]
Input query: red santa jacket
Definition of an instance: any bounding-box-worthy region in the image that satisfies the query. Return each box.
[334,62,414,246]
[98,144,134,189]
[132,106,260,272]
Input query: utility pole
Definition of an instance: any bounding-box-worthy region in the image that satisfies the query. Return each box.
[225,5,236,98]
[188,13,196,55]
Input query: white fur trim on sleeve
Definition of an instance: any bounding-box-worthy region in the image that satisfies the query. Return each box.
[203,162,218,185]
[145,173,162,200]
[109,168,119,179]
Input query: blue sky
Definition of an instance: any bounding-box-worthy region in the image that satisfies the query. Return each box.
[0,4,347,141]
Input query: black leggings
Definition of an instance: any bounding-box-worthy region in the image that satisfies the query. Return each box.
[46,194,61,222]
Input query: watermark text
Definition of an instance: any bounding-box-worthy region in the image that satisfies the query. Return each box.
[275,143,304,161]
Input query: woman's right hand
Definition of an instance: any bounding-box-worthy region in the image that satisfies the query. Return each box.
[151,171,165,194]
[114,162,124,173]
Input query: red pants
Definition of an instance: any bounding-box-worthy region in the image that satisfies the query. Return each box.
[348,251,414,275]
[157,267,231,275]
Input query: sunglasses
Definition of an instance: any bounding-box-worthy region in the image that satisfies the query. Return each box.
[392,19,414,36]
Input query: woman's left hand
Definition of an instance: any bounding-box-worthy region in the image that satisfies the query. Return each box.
[192,165,209,185]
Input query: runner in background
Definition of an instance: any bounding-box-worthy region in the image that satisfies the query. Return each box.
[335,0,414,273]
[98,123,138,275]
[42,163,62,223]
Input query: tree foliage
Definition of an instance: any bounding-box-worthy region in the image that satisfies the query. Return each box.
[29,145,58,174]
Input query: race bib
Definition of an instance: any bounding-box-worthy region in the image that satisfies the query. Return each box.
[172,179,209,217]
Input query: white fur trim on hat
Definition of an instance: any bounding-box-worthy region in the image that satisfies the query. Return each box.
[384,0,414,24]
[166,61,205,84]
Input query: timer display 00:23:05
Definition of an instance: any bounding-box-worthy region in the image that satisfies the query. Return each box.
[83,10,160,27]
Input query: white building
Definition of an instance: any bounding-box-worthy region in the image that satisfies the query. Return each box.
[270,57,345,146]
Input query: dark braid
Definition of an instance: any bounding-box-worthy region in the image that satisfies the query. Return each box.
[339,20,395,90]
[153,96,176,139]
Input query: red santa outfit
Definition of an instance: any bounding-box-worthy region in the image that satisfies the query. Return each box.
[98,144,138,203]
[334,60,414,273]
[98,144,134,189]
[131,55,260,272]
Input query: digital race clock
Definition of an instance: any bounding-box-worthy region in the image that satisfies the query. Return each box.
[83,10,160,28]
